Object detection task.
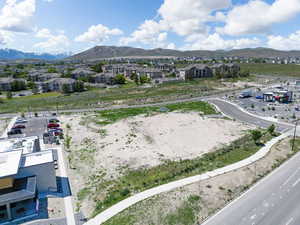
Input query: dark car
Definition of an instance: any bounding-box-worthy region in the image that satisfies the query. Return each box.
[49,119,60,123]
[8,129,22,135]
[13,124,26,129]
[48,123,60,128]
[49,130,63,136]
[49,128,63,132]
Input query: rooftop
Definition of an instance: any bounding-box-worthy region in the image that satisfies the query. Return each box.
[20,150,53,168]
[0,136,39,154]
[0,150,22,178]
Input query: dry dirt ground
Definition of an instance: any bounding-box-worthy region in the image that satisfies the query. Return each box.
[59,112,252,216]
[104,137,295,225]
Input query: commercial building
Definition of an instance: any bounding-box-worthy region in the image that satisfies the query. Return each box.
[0,137,57,224]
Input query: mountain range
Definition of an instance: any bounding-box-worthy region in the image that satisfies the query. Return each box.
[1,46,300,61]
[0,49,69,60]
[68,46,300,61]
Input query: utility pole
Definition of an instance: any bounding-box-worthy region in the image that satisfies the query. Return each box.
[291,119,299,153]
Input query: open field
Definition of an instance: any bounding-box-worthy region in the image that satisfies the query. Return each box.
[241,63,300,77]
[0,77,258,114]
[58,101,267,218]
[103,136,299,225]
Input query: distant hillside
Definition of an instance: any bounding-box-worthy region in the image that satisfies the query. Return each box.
[68,46,300,61]
[0,49,68,60]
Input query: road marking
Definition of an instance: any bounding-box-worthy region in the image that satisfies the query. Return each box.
[282,168,300,186]
[292,177,300,187]
[286,217,294,225]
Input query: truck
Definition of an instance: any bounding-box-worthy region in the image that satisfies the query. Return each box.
[239,90,252,98]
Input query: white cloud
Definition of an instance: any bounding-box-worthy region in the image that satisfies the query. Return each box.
[119,20,170,47]
[183,33,261,50]
[34,28,70,52]
[158,0,231,36]
[0,0,36,33]
[75,24,123,44]
[121,0,231,48]
[0,30,13,45]
[267,31,300,50]
[218,0,300,36]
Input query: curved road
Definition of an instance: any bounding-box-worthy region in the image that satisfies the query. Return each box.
[208,99,293,133]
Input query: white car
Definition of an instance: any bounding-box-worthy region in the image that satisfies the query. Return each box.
[15,119,28,123]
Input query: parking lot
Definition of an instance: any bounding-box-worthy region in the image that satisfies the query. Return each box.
[7,114,62,140]
[228,83,300,122]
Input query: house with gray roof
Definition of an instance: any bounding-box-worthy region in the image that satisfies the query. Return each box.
[91,73,116,85]
[0,78,26,91]
[179,64,213,80]
[39,78,76,93]
[71,68,94,80]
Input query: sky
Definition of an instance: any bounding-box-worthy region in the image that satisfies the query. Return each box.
[0,0,300,54]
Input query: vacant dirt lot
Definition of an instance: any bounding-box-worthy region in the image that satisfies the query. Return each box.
[59,112,252,216]
[104,137,295,225]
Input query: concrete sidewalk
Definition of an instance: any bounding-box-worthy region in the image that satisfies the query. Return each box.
[85,132,290,225]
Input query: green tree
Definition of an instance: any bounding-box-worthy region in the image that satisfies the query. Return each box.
[114,74,126,84]
[62,84,71,94]
[32,85,39,95]
[47,67,57,73]
[251,130,262,144]
[27,81,36,89]
[140,75,150,84]
[268,124,276,135]
[91,63,103,73]
[74,81,84,92]
[6,91,12,99]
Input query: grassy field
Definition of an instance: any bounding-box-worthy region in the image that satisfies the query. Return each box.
[97,101,217,125]
[75,129,275,218]
[0,77,250,114]
[240,63,300,77]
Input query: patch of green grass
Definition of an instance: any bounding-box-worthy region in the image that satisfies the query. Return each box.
[97,101,217,124]
[240,63,300,77]
[77,187,91,201]
[98,129,108,137]
[0,77,247,114]
[92,130,274,217]
[289,138,300,153]
[163,195,200,225]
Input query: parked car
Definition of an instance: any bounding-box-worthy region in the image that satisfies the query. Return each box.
[47,123,60,128]
[7,129,22,135]
[49,128,63,132]
[49,118,60,123]
[15,119,27,124]
[48,130,63,136]
[12,124,26,129]
[256,95,263,99]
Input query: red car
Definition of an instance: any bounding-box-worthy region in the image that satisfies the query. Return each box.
[47,123,60,128]
[13,124,26,129]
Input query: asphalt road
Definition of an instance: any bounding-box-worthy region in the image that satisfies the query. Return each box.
[208,99,293,133]
[202,134,300,225]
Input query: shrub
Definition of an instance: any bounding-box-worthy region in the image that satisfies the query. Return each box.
[251,130,262,144]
